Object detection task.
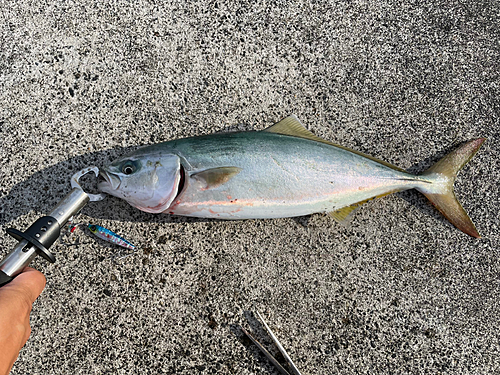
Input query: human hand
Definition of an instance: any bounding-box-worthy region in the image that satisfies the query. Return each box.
[0,267,46,375]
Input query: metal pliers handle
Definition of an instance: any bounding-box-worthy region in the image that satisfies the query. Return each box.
[0,167,105,287]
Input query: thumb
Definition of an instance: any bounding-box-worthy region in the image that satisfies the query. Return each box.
[8,267,46,304]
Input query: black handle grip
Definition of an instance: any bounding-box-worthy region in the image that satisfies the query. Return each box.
[0,270,13,287]
[6,216,59,263]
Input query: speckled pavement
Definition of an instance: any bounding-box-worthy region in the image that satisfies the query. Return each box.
[1,1,499,374]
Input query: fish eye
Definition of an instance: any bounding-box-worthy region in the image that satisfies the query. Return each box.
[89,225,97,231]
[122,162,136,175]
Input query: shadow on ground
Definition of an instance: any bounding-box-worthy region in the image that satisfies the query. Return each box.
[1,140,470,233]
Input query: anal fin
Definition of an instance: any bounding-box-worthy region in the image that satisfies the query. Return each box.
[328,190,400,223]
[328,205,359,222]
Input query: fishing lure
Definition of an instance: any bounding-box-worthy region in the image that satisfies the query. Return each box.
[87,224,136,250]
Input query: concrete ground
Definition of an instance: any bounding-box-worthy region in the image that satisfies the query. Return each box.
[1,1,499,374]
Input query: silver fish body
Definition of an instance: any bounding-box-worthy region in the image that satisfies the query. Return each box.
[159,131,425,219]
[98,116,485,237]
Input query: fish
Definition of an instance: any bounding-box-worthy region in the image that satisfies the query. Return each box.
[88,224,136,250]
[98,115,485,237]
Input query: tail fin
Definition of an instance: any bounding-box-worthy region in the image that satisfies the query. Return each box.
[417,138,486,238]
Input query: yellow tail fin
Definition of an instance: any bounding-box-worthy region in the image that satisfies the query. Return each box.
[418,138,486,238]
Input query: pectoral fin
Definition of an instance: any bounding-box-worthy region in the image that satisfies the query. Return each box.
[191,167,242,190]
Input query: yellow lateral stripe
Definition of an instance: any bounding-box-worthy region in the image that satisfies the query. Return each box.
[265,115,406,172]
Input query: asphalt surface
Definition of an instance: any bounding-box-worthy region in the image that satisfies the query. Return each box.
[1,1,499,374]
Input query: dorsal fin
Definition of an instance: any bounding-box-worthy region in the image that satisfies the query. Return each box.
[264,115,405,172]
[264,115,326,142]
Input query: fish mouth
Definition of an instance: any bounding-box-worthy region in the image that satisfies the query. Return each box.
[97,170,121,192]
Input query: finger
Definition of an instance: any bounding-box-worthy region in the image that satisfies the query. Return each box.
[22,314,32,345]
[10,267,46,304]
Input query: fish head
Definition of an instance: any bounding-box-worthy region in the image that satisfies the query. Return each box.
[98,152,183,213]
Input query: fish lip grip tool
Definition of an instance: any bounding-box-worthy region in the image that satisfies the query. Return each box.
[0,167,106,287]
